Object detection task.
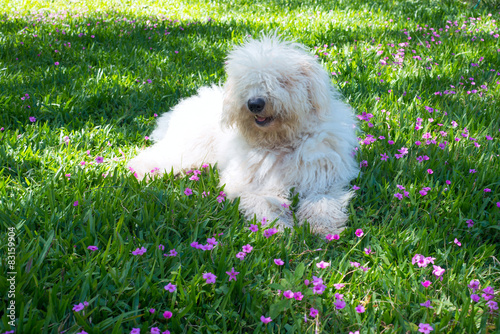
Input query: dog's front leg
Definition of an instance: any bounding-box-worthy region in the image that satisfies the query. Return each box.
[236,192,293,230]
[296,191,353,235]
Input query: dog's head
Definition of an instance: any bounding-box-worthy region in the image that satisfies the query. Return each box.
[222,35,333,148]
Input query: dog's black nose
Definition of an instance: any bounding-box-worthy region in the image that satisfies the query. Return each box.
[247,97,266,113]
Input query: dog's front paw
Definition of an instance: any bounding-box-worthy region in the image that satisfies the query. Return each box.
[297,196,348,235]
[128,157,154,181]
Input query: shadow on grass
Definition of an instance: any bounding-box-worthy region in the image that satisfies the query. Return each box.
[0,9,442,134]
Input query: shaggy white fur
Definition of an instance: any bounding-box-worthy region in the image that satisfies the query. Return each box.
[129,36,359,235]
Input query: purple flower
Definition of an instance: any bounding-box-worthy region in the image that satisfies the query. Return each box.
[432,265,445,278]
[72,303,84,312]
[274,258,285,266]
[283,290,294,299]
[87,245,98,251]
[202,272,217,284]
[294,291,304,301]
[248,224,259,232]
[242,244,253,253]
[355,304,365,313]
[263,228,278,238]
[468,279,480,292]
[132,247,147,255]
[164,283,177,292]
[309,307,319,317]
[29,116,36,123]
[95,156,104,163]
[163,310,172,319]
[471,294,481,302]
[418,323,434,334]
[316,261,330,268]
[327,233,340,242]
[260,316,272,324]
[226,267,239,281]
[184,188,193,196]
[334,299,346,310]
[420,300,433,308]
[355,229,364,237]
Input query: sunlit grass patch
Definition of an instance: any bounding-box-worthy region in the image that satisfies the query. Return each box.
[0,0,499,333]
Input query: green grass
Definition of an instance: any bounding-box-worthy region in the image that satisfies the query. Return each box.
[0,0,499,333]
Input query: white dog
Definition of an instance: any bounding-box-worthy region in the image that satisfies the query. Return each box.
[129,36,359,234]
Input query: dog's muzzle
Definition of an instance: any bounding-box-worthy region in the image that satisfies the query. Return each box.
[248,97,273,126]
[247,97,266,113]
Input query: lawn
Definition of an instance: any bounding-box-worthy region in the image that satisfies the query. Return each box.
[0,0,499,333]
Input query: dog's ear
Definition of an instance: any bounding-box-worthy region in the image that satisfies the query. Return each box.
[301,60,332,118]
[221,79,237,128]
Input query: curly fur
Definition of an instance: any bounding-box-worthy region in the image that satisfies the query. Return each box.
[129,36,359,235]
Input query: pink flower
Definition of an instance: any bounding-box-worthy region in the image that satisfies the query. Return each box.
[326,234,340,241]
[427,169,433,174]
[163,310,172,319]
[132,247,147,255]
[471,294,481,302]
[364,247,372,255]
[260,316,272,324]
[202,272,217,284]
[283,290,294,299]
[432,265,445,278]
[248,224,259,232]
[468,279,480,292]
[334,299,346,310]
[316,261,330,268]
[294,291,304,301]
[236,252,246,260]
[130,329,140,334]
[309,307,319,317]
[355,229,364,237]
[334,283,345,289]
[418,323,434,334]
[274,258,285,266]
[487,300,498,313]
[184,188,193,196]
[264,228,278,238]
[164,283,176,292]
[72,303,84,312]
[421,280,432,288]
[454,238,461,246]
[352,185,361,190]
[74,201,79,206]
[420,300,433,308]
[350,261,361,268]
[355,304,365,313]
[466,219,474,228]
[87,245,98,251]
[95,156,104,163]
[242,244,253,253]
[226,267,239,281]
